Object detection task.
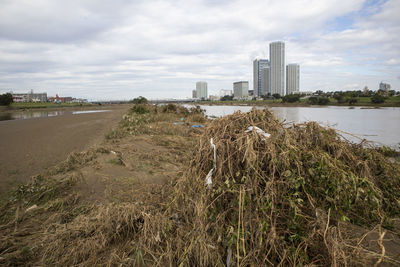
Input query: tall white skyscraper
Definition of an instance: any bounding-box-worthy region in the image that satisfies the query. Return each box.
[196,81,208,99]
[253,59,269,97]
[286,64,300,94]
[269,41,285,96]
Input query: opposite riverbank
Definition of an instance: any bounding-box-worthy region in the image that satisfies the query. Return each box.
[195,95,400,107]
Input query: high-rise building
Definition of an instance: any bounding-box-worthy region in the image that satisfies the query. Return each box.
[379,82,391,91]
[253,59,269,97]
[233,81,249,98]
[269,41,285,96]
[261,66,270,96]
[196,81,208,100]
[192,90,197,99]
[286,64,300,94]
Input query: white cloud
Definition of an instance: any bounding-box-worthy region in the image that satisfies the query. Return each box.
[0,0,399,99]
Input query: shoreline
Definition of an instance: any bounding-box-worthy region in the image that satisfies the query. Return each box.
[192,100,400,108]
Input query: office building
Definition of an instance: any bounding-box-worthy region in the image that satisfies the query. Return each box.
[233,81,249,98]
[269,41,285,96]
[261,66,270,96]
[253,59,269,97]
[196,81,208,100]
[192,90,197,99]
[379,82,391,91]
[286,64,300,94]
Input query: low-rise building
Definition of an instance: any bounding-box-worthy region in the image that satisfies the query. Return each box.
[12,90,47,102]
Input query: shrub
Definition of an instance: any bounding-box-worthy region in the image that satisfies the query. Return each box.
[131,96,148,104]
[282,94,300,103]
[131,104,150,114]
[371,94,385,104]
[0,93,13,106]
[308,96,330,105]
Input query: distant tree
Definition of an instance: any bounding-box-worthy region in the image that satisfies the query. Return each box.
[282,94,300,103]
[220,95,234,101]
[371,94,386,104]
[0,93,13,106]
[131,96,148,104]
[272,93,281,99]
[315,90,324,95]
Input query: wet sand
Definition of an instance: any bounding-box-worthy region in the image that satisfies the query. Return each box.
[0,104,130,193]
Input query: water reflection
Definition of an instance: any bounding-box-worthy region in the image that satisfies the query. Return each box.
[0,110,110,121]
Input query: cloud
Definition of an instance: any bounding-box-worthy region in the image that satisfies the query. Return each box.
[0,0,399,99]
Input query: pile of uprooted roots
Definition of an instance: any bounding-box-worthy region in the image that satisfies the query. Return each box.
[39,108,400,266]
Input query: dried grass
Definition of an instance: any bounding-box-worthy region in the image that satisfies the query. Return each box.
[4,108,400,266]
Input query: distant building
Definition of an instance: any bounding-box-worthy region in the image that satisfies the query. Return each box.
[12,90,47,102]
[209,95,220,101]
[270,41,285,96]
[253,59,269,97]
[196,81,208,100]
[48,94,73,103]
[219,89,232,97]
[233,81,249,99]
[192,90,197,99]
[261,67,270,96]
[286,64,300,94]
[379,82,391,91]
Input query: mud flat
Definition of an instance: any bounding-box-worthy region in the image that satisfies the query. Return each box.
[0,104,130,193]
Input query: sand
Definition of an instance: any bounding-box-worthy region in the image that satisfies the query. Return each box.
[0,104,130,194]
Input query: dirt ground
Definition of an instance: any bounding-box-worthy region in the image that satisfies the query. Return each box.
[0,104,130,194]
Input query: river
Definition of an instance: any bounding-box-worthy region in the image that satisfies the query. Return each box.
[188,105,400,149]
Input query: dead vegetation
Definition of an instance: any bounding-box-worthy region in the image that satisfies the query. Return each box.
[1,106,400,266]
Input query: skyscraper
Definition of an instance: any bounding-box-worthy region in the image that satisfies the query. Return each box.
[286,64,300,94]
[196,81,208,100]
[269,41,285,96]
[261,66,270,96]
[253,59,269,97]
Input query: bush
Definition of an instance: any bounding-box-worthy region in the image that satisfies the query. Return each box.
[282,94,300,103]
[371,94,385,104]
[0,93,13,106]
[272,93,281,99]
[308,96,330,105]
[220,95,234,101]
[348,98,358,105]
[131,104,151,114]
[131,96,148,104]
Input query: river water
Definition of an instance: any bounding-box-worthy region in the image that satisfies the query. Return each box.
[0,109,110,121]
[189,105,400,149]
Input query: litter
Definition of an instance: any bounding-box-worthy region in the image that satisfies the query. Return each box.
[173,122,184,125]
[245,126,271,139]
[205,138,216,187]
[192,124,204,128]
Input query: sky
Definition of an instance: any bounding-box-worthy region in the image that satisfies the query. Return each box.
[0,0,399,100]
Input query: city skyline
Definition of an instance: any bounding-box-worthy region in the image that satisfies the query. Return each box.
[0,0,399,100]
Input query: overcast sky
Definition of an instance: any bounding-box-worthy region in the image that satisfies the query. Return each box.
[0,0,399,100]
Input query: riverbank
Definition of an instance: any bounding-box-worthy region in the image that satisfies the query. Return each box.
[196,95,400,107]
[0,104,399,266]
[0,104,130,194]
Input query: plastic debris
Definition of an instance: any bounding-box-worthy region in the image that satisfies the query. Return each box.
[245,126,271,139]
[205,138,216,187]
[192,124,204,128]
[173,122,184,125]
